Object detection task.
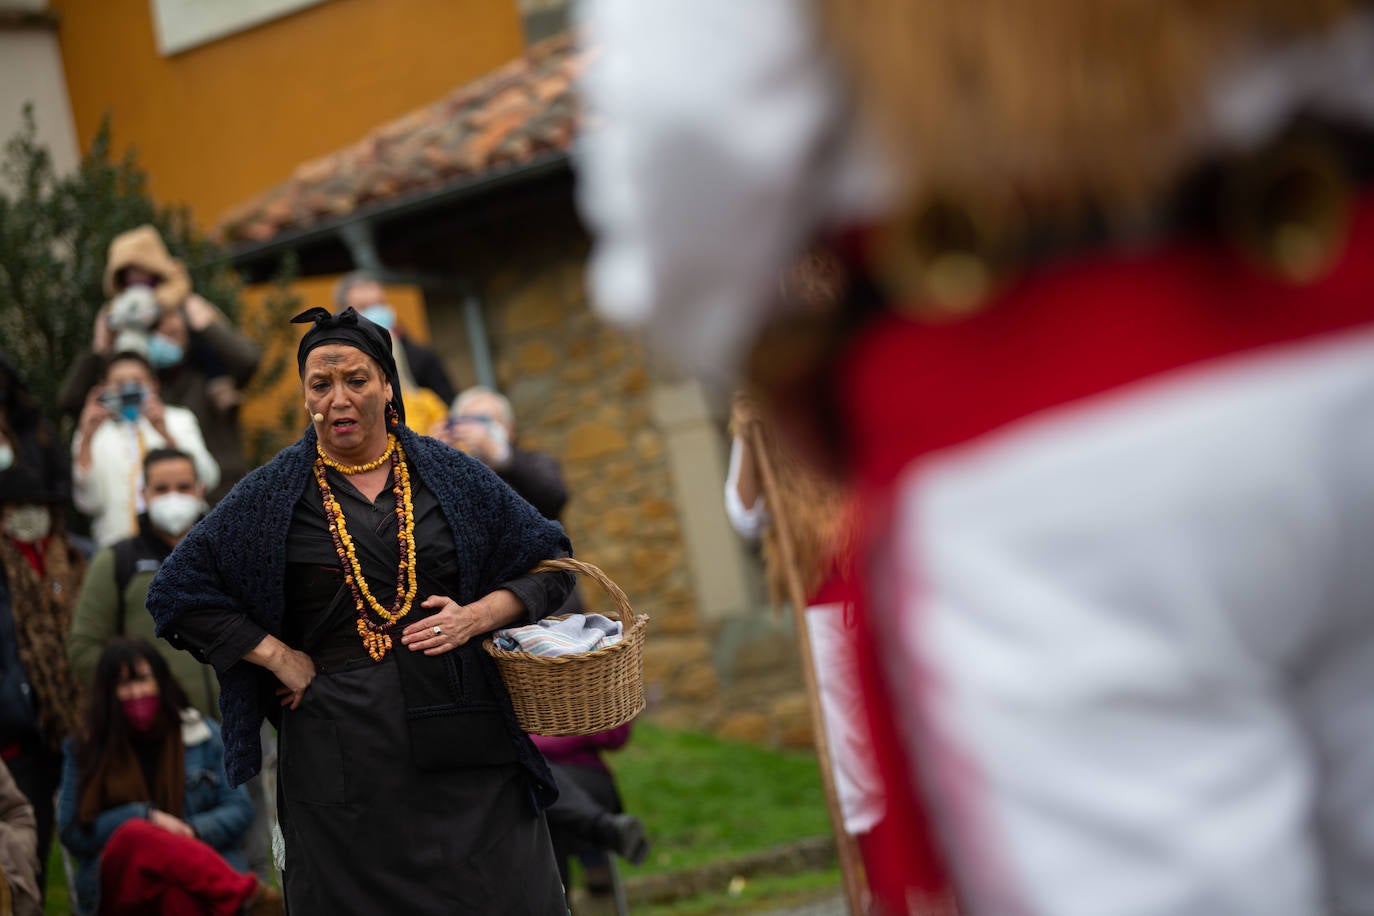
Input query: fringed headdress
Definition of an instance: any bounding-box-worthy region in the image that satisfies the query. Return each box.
[822,0,1352,221]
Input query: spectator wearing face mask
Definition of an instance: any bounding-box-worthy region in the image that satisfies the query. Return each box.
[69,448,279,886]
[335,271,457,406]
[431,386,582,614]
[57,638,278,916]
[58,226,261,503]
[432,386,568,521]
[72,353,219,549]
[0,463,85,901]
[69,449,216,717]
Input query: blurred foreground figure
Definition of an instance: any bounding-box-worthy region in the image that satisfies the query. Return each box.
[578,2,1374,913]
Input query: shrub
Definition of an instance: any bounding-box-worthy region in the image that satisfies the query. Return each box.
[0,104,298,463]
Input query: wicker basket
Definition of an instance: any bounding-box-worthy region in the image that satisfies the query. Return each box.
[484,558,648,736]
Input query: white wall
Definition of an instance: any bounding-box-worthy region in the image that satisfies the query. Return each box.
[0,6,80,187]
[652,378,758,622]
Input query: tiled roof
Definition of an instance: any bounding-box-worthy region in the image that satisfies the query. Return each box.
[218,33,581,245]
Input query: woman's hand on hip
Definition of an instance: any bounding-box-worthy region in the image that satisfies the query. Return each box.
[244,635,316,709]
[273,649,317,709]
[402,590,526,656]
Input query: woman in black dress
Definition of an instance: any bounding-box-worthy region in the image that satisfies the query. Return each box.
[147,307,576,913]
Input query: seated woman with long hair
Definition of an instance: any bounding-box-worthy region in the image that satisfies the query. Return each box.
[58,637,280,915]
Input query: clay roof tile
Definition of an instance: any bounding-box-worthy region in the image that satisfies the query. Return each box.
[218,34,581,244]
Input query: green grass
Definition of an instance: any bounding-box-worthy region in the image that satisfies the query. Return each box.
[44,843,69,915]
[610,722,832,877]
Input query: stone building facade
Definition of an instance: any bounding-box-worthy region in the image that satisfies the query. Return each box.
[431,207,818,749]
[220,33,822,751]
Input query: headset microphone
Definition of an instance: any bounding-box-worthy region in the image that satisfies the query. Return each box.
[313,413,325,423]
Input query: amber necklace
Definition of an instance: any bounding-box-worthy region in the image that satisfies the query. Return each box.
[313,434,418,661]
[316,436,396,474]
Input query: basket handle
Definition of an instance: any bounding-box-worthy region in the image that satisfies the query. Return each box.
[530,558,634,626]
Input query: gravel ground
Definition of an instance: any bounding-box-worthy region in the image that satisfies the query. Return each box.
[754,894,847,916]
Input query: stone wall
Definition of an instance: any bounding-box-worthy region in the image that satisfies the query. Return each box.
[451,212,817,749]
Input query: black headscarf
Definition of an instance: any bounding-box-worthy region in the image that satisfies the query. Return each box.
[292,306,406,425]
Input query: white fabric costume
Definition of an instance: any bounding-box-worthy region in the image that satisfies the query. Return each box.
[578,3,1374,913]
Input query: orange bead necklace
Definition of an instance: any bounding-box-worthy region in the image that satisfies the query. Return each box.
[313,435,418,661]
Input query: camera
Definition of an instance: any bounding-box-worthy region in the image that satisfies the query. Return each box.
[98,382,146,419]
[448,414,489,430]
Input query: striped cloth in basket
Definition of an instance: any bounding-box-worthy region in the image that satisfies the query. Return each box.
[494,613,623,657]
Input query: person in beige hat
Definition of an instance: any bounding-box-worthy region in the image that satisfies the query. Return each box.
[59,225,260,503]
[101,225,192,315]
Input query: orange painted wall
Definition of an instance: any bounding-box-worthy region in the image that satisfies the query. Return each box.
[50,0,524,227]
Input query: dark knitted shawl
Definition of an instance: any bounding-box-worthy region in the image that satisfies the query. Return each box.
[145,424,572,799]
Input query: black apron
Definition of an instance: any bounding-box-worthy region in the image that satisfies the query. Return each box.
[276,472,567,915]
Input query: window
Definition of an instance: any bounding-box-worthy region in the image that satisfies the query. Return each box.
[149,0,332,56]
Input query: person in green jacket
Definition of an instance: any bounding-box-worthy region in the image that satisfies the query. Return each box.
[68,448,217,716]
[71,449,279,882]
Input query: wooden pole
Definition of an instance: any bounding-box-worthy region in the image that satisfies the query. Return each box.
[745,421,867,915]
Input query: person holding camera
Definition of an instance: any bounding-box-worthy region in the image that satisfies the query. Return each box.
[72,353,219,549]
[59,226,260,503]
[431,386,570,523]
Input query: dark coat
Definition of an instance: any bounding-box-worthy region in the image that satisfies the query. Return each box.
[400,337,456,406]
[145,424,572,796]
[497,446,584,613]
[499,446,569,522]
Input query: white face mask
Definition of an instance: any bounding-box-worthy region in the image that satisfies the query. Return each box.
[0,443,13,472]
[147,492,205,538]
[3,505,51,543]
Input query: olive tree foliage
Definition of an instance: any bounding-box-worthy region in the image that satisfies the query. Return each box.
[0,105,300,463]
